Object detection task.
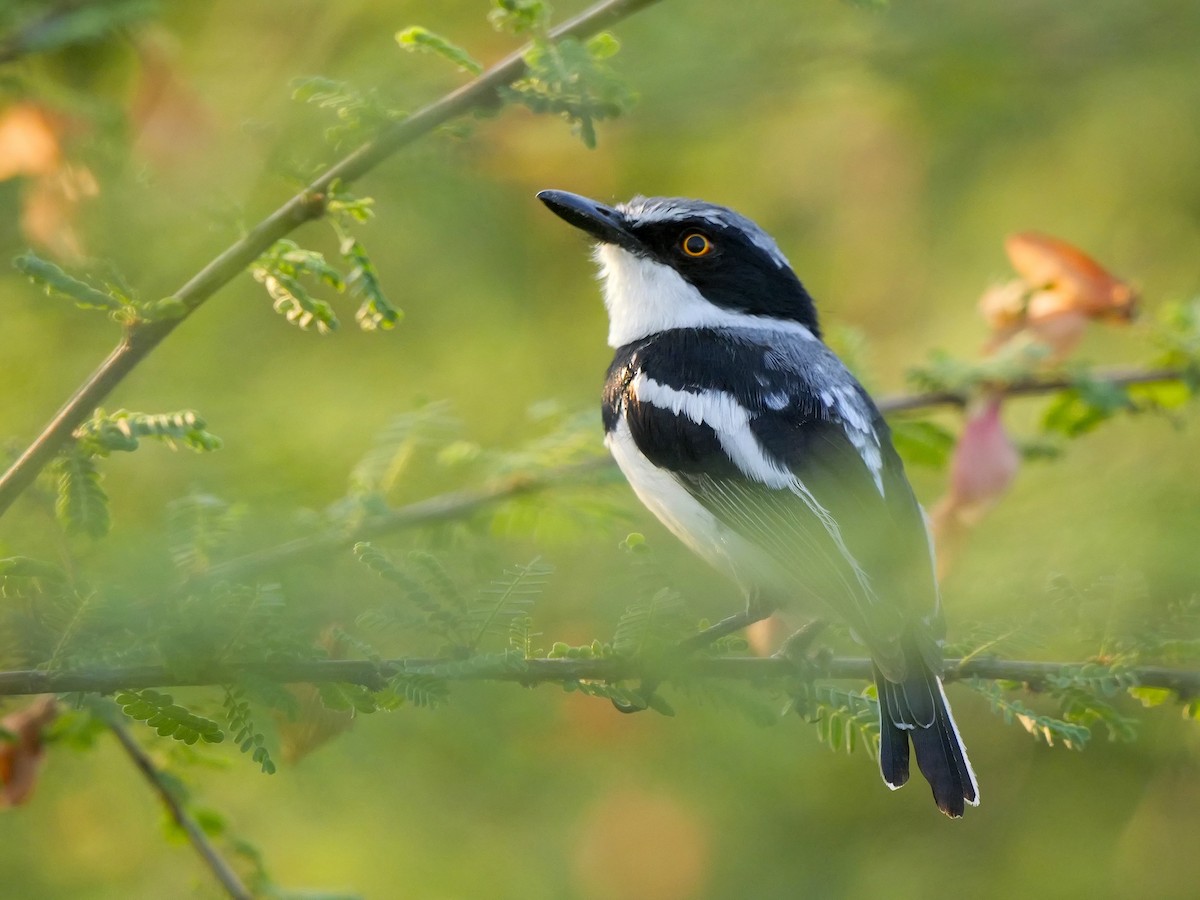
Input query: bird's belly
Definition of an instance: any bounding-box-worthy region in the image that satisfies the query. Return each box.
[606,418,778,596]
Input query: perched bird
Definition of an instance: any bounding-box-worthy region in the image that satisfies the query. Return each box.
[538,189,979,817]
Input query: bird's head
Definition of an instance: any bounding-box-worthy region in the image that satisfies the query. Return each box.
[538,190,821,348]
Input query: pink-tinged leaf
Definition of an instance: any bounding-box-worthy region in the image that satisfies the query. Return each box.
[947,395,1019,508]
[929,395,1020,576]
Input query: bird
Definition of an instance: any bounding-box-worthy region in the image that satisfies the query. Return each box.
[537,189,979,817]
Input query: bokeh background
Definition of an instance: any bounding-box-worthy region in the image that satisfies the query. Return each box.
[2,1,1199,897]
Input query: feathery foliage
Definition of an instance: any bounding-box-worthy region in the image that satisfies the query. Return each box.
[222,687,277,774]
[396,27,483,75]
[166,492,245,578]
[54,450,110,538]
[117,690,226,745]
[13,252,128,314]
[966,679,1091,749]
[789,683,881,759]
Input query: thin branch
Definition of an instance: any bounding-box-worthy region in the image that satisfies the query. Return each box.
[878,365,1185,414]
[3,656,1196,697]
[197,458,615,585]
[0,0,664,519]
[104,712,253,900]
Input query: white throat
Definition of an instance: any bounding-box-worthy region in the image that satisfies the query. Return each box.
[594,244,817,348]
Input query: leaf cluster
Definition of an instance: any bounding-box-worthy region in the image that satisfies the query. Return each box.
[118,690,225,746]
[291,77,402,150]
[250,187,399,335]
[49,409,222,539]
[223,687,277,774]
[788,683,881,759]
[503,32,635,148]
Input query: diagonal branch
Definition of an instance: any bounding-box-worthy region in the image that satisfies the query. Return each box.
[104,710,253,900]
[0,0,664,519]
[2,655,1196,697]
[197,458,616,584]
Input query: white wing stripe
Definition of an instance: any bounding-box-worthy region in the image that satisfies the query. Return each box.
[632,375,878,605]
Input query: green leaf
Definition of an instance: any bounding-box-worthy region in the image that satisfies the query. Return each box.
[317,682,381,714]
[469,559,552,649]
[489,0,549,33]
[1153,298,1200,373]
[292,77,399,148]
[1041,377,1133,437]
[965,679,1090,749]
[254,269,338,333]
[1185,698,1200,721]
[585,32,620,60]
[1127,379,1193,412]
[342,236,400,331]
[790,684,880,759]
[14,252,127,312]
[0,556,68,582]
[252,240,346,333]
[349,402,458,497]
[222,688,276,774]
[55,451,110,538]
[396,27,483,75]
[76,409,222,455]
[502,35,636,148]
[613,587,690,657]
[354,543,468,646]
[1128,686,1173,708]
[388,674,450,709]
[117,690,225,745]
[889,419,956,469]
[906,347,1047,396]
[166,492,244,576]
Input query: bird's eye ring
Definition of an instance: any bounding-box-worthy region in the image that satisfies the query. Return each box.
[680,232,713,257]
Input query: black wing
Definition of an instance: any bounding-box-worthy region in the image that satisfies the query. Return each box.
[608,327,943,678]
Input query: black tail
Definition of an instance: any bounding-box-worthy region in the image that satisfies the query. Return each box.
[874,662,979,818]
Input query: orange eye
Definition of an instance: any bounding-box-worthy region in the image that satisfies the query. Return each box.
[681,232,713,257]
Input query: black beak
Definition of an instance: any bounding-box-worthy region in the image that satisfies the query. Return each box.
[537,190,640,251]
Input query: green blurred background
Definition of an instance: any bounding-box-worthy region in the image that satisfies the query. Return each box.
[2,1,1199,897]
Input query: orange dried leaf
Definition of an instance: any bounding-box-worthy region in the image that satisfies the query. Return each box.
[0,104,61,181]
[0,697,58,808]
[1005,231,1137,321]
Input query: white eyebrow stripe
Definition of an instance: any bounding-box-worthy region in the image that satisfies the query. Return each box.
[617,196,792,269]
[631,374,878,604]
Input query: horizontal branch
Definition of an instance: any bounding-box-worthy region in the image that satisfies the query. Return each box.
[3,655,1196,697]
[878,365,1185,414]
[0,0,663,519]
